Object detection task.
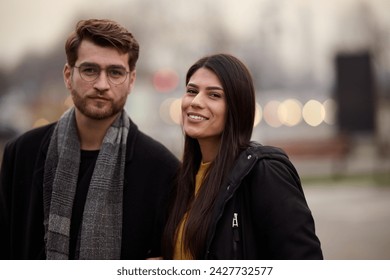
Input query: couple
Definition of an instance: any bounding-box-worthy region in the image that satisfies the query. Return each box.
[0,19,323,260]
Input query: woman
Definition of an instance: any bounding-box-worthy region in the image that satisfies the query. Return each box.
[162,54,323,260]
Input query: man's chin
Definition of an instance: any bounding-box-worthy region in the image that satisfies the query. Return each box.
[81,108,117,120]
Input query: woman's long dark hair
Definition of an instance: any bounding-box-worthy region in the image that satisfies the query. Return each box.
[162,54,256,259]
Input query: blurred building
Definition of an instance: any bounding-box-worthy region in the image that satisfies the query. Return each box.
[0,0,389,168]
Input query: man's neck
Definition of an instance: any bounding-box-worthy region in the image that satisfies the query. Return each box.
[75,110,120,151]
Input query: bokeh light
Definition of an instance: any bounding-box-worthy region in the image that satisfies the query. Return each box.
[254,102,262,127]
[278,98,302,127]
[263,100,282,127]
[64,96,73,109]
[302,99,325,127]
[33,118,50,128]
[152,68,179,93]
[169,98,182,125]
[159,98,181,125]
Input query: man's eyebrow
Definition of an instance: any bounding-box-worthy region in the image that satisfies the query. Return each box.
[108,64,127,69]
[79,62,127,69]
[78,62,98,67]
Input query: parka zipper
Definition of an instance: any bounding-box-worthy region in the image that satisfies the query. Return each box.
[204,151,257,258]
[232,212,240,259]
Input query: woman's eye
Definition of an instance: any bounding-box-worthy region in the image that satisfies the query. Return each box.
[186,89,197,95]
[209,93,221,98]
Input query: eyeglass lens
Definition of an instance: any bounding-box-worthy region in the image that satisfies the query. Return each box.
[76,64,128,84]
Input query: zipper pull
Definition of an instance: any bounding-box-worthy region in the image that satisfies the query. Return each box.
[232,212,239,228]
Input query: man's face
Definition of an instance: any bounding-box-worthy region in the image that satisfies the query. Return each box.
[63,40,136,121]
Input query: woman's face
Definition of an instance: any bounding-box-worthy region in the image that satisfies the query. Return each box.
[181,67,227,144]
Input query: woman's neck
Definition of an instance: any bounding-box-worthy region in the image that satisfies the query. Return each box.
[197,138,221,163]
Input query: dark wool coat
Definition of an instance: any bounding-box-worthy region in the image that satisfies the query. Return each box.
[0,120,179,260]
[204,143,323,259]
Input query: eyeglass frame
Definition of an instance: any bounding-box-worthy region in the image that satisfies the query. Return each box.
[73,63,130,85]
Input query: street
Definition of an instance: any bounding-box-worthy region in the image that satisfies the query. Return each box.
[304,183,390,260]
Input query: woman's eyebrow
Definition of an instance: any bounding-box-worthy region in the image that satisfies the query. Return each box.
[187,83,223,91]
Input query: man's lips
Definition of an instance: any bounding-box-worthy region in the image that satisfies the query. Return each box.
[88,95,110,101]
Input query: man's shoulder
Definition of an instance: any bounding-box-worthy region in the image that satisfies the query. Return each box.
[5,123,56,151]
[134,129,167,149]
[134,130,176,156]
[128,124,178,165]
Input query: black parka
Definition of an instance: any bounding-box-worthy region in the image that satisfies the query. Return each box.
[0,119,179,259]
[204,143,323,259]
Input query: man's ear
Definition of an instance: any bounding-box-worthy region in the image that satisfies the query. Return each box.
[63,63,72,90]
[128,70,136,93]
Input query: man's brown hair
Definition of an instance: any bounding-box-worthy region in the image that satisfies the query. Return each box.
[65,19,139,71]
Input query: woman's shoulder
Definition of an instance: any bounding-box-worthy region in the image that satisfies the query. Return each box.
[227,143,291,185]
[242,142,300,179]
[245,142,302,186]
[246,142,288,159]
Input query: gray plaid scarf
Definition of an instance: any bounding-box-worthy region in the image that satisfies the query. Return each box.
[43,107,129,259]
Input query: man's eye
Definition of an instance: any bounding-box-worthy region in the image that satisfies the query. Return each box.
[109,69,125,77]
[82,67,99,75]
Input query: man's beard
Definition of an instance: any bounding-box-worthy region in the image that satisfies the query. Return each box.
[71,89,125,120]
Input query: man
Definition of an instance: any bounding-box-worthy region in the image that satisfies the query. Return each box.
[0,19,179,260]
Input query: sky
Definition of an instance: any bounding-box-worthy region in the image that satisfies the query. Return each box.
[0,0,118,68]
[1,0,389,80]
[0,0,332,69]
[0,0,232,68]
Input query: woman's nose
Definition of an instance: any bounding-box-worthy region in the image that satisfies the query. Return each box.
[190,92,205,108]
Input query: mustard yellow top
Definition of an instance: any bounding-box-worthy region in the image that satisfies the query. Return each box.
[173,161,211,259]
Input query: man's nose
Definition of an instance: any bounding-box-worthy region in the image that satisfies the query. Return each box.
[93,70,110,90]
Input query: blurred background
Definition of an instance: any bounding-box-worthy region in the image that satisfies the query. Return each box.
[0,0,389,259]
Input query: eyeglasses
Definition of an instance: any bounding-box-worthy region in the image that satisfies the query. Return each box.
[74,64,129,85]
